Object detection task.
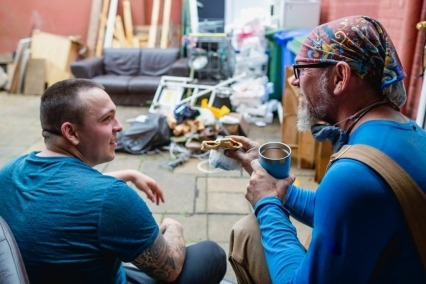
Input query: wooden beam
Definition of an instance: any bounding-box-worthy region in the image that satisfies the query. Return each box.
[160,0,172,48]
[104,0,118,48]
[147,0,160,48]
[114,15,128,47]
[7,38,31,93]
[95,0,110,56]
[122,0,134,46]
[87,0,103,57]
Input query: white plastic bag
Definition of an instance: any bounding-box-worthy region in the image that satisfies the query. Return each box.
[208,148,241,171]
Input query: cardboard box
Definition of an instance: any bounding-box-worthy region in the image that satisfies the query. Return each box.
[30,30,84,86]
[222,112,250,137]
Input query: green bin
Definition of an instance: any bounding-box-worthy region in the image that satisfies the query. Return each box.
[265,28,287,101]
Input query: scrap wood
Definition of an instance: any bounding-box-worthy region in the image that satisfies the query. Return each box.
[87,0,102,57]
[7,38,31,93]
[122,0,134,45]
[147,0,160,47]
[114,15,129,47]
[95,0,110,56]
[104,0,118,48]
[160,0,172,48]
[172,119,205,137]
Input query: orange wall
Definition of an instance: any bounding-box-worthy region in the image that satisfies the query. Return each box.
[0,0,182,54]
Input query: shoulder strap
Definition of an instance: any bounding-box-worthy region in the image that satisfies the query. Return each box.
[327,144,426,270]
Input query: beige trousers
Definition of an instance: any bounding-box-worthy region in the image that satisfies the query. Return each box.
[228,213,272,284]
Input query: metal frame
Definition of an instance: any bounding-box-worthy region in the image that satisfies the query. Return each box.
[149,73,246,115]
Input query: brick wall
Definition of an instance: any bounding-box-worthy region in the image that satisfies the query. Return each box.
[319,0,425,118]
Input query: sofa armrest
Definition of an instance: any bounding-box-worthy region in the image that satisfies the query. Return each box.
[167,58,190,77]
[70,57,104,78]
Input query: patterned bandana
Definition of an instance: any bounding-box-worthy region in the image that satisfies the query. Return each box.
[296,15,406,107]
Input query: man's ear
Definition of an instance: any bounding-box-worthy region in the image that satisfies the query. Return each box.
[333,62,352,95]
[61,122,79,145]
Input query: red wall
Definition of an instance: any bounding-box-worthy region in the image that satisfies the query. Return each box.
[1,0,423,117]
[319,0,425,118]
[0,0,182,54]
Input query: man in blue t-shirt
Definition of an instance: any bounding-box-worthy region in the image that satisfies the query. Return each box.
[0,79,226,283]
[226,16,426,283]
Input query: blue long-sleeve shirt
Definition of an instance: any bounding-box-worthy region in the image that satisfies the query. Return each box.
[254,120,426,283]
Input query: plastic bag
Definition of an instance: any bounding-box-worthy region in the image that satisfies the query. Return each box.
[208,148,241,171]
[116,113,171,154]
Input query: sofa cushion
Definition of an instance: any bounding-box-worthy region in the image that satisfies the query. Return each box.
[103,48,141,75]
[128,76,162,94]
[139,48,180,76]
[92,74,133,94]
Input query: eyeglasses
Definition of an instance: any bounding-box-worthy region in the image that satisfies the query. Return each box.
[292,63,336,79]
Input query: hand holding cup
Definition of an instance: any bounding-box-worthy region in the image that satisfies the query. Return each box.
[258,142,292,179]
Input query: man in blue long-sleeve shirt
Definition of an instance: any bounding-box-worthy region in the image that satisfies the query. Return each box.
[226,15,426,283]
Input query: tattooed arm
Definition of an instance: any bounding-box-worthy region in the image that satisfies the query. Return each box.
[131,218,186,282]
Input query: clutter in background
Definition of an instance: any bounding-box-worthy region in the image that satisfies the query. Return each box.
[119,9,288,171]
[116,113,171,155]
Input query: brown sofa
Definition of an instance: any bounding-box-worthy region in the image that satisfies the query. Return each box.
[70,48,190,106]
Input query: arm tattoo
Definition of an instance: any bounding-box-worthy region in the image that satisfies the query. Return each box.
[132,227,186,281]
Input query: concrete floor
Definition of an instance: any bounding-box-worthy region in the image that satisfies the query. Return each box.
[0,91,317,283]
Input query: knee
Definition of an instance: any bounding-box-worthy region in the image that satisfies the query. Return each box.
[200,240,226,261]
[231,214,259,239]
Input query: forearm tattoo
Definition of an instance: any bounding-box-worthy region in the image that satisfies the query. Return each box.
[132,227,186,281]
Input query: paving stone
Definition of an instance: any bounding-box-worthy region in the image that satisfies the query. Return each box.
[208,214,245,242]
[0,91,318,283]
[208,192,251,214]
[162,213,208,243]
[195,176,207,212]
[207,176,250,193]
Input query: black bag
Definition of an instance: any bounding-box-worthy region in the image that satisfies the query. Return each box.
[116,113,171,154]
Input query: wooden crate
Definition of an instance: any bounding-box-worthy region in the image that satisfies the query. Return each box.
[30,30,83,86]
[281,66,316,168]
[281,66,333,180]
[315,140,333,183]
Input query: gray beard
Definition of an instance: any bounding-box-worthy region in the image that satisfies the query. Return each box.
[296,71,332,132]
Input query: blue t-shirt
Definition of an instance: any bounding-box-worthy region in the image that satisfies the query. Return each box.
[0,152,159,284]
[255,120,426,283]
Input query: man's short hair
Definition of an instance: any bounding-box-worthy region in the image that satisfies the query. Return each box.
[40,79,104,136]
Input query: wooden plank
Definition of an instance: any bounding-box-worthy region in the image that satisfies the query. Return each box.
[104,0,118,48]
[24,58,46,96]
[160,0,172,48]
[114,15,128,47]
[281,66,298,145]
[147,0,160,48]
[6,38,31,93]
[315,140,333,183]
[95,0,110,56]
[122,0,134,45]
[87,0,103,57]
[17,48,31,94]
[298,131,317,169]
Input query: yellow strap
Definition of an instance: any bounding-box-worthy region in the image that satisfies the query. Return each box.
[328,144,426,270]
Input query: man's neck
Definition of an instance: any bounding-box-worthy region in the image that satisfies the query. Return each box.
[36,148,70,157]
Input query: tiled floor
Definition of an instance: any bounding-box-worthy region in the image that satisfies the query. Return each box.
[0,91,317,283]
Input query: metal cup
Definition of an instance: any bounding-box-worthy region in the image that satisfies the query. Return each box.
[258,142,292,179]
